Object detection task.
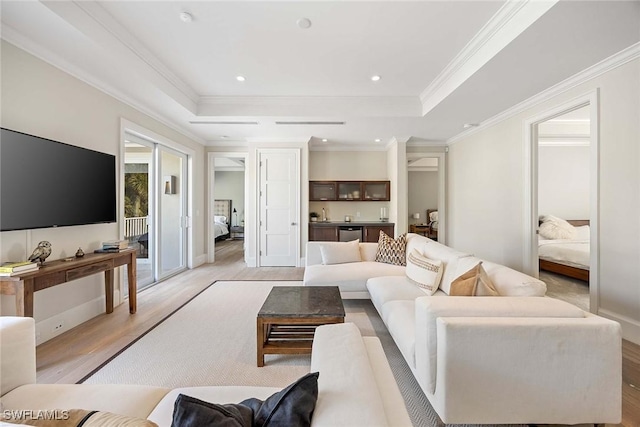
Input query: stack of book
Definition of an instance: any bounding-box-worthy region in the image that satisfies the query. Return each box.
[0,261,39,276]
[95,240,129,253]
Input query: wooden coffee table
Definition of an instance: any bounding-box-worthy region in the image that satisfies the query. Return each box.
[257,286,344,367]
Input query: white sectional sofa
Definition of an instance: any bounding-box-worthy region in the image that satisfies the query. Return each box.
[0,318,411,427]
[304,233,623,425]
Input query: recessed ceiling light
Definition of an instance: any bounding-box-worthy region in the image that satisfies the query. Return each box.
[297,18,312,29]
[463,123,479,129]
[221,136,229,139]
[179,12,193,23]
[236,76,246,82]
[371,75,381,82]
[321,138,328,142]
[374,138,381,143]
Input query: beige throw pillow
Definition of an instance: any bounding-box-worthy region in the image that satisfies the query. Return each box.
[375,232,407,266]
[406,249,443,295]
[449,261,499,296]
[319,240,362,265]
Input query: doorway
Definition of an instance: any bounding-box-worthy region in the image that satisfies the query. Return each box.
[122,124,190,295]
[523,90,599,312]
[406,152,446,243]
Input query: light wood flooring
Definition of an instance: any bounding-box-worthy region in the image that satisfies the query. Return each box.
[35,240,639,426]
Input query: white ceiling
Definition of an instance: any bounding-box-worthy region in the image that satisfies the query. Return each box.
[1,1,638,150]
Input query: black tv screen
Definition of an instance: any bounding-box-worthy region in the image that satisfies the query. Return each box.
[1,128,117,231]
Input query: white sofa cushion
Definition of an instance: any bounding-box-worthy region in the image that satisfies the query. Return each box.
[319,240,362,265]
[0,317,35,396]
[304,262,405,293]
[406,249,443,295]
[367,276,440,316]
[380,300,417,369]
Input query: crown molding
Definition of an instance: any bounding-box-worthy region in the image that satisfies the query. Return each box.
[1,28,206,146]
[419,0,558,116]
[198,96,421,117]
[447,42,640,145]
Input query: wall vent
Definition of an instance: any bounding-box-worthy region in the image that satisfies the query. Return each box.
[189,121,259,125]
[275,121,345,125]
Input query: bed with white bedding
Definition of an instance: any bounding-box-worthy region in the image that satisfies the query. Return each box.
[213,199,232,241]
[538,219,590,282]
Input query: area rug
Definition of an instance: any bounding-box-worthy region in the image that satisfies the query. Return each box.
[81,280,525,427]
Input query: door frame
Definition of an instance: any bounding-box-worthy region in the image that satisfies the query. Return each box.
[257,148,301,267]
[522,89,599,312]
[120,119,194,301]
[207,151,248,263]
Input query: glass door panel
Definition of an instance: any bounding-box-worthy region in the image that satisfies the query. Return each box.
[158,147,187,278]
[124,140,154,293]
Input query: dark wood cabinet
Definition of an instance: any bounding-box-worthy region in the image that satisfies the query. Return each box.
[362,181,391,201]
[309,181,390,201]
[310,181,337,201]
[363,224,394,242]
[309,225,339,241]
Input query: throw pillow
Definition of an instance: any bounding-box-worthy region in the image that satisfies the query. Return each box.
[240,372,319,427]
[406,249,443,295]
[172,394,253,427]
[170,373,319,427]
[319,240,362,265]
[449,261,499,296]
[0,409,158,427]
[375,231,407,266]
[539,215,576,240]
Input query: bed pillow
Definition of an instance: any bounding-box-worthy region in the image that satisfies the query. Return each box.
[375,232,407,266]
[539,215,576,240]
[406,249,443,295]
[574,225,590,240]
[214,215,227,224]
[319,240,362,265]
[449,261,499,296]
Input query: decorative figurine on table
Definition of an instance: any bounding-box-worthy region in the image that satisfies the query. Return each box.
[28,241,52,265]
[75,247,85,258]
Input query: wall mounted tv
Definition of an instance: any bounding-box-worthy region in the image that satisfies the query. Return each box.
[1,128,117,232]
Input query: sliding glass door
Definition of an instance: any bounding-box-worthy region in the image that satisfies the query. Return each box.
[123,132,188,294]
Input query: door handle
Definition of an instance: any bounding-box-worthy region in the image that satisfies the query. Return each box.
[291,222,298,226]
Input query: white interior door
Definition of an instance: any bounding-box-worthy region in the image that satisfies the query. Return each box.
[259,150,299,266]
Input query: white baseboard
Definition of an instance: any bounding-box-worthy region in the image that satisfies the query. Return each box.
[598,308,640,345]
[299,257,306,267]
[35,290,121,346]
[246,256,257,267]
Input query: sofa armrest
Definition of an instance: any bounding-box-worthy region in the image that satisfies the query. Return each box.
[431,316,621,424]
[1,317,36,396]
[414,296,585,396]
[310,323,389,426]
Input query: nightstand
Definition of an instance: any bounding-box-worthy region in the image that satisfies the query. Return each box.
[230,225,244,240]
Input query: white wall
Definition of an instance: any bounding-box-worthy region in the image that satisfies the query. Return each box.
[214,171,245,226]
[408,171,439,224]
[448,57,640,343]
[538,146,590,220]
[0,41,205,343]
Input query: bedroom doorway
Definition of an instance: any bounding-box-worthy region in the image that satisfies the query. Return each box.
[524,91,599,313]
[406,152,446,244]
[208,152,248,263]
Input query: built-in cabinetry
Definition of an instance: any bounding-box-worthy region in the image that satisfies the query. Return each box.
[309,223,394,242]
[309,181,390,201]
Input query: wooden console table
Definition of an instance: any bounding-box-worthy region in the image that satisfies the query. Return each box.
[0,248,137,317]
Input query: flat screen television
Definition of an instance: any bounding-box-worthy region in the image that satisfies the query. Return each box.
[1,128,117,232]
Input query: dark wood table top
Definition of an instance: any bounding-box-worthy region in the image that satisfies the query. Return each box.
[258,286,344,318]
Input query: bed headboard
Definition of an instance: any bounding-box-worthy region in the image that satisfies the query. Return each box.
[213,199,232,224]
[567,220,589,227]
